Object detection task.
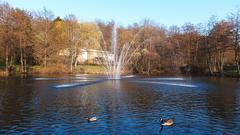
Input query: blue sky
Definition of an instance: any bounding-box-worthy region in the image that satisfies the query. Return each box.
[2,0,240,26]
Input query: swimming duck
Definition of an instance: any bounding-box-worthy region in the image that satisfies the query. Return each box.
[160,118,174,126]
[160,117,174,132]
[87,117,97,122]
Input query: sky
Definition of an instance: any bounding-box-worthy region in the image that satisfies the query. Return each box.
[2,0,240,26]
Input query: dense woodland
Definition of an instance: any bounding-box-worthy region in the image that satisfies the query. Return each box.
[0,2,240,76]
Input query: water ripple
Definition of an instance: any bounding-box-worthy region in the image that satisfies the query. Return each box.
[0,76,240,134]
[133,81,197,88]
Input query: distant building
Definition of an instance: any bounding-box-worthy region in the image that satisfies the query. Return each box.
[59,48,114,65]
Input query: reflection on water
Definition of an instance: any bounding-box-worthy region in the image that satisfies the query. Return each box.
[133,81,197,88]
[0,76,240,134]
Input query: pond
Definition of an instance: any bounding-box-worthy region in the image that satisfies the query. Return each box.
[0,75,240,135]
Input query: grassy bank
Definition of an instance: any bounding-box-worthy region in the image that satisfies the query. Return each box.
[29,64,107,75]
[0,64,108,76]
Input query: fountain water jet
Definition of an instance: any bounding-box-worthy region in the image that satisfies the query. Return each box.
[95,22,149,79]
[107,23,133,79]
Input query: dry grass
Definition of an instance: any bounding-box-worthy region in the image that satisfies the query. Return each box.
[29,64,107,74]
[29,65,71,74]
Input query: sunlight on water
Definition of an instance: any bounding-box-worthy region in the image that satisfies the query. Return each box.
[0,76,240,134]
[121,75,136,78]
[53,79,105,88]
[33,78,60,81]
[134,81,197,88]
[143,77,186,81]
[53,83,83,88]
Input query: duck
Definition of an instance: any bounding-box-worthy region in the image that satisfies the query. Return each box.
[160,118,174,126]
[160,117,174,132]
[87,116,97,122]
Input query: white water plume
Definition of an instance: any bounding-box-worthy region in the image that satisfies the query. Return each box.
[94,22,149,79]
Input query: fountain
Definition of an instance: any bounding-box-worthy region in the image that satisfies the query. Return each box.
[105,23,135,79]
[95,22,149,79]
[94,23,129,79]
[104,23,137,79]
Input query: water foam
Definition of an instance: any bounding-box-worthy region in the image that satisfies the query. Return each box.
[54,83,83,88]
[143,77,186,81]
[134,81,197,88]
[33,78,60,81]
[53,79,105,88]
[121,75,136,78]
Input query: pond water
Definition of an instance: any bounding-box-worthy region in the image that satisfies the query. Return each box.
[0,75,240,135]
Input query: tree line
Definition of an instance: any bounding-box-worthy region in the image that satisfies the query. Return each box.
[0,2,240,76]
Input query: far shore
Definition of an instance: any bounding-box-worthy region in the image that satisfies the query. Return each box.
[1,65,240,78]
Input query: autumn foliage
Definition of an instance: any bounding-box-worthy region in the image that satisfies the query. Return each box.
[0,2,240,76]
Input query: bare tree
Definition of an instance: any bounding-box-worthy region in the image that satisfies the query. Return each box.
[205,16,218,75]
[33,7,54,68]
[64,14,81,72]
[11,9,33,73]
[0,2,14,73]
[209,21,233,75]
[229,9,240,77]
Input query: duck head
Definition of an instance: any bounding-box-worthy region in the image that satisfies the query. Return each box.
[160,117,163,123]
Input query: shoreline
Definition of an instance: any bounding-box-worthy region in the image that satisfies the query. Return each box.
[1,64,240,78]
[1,70,240,79]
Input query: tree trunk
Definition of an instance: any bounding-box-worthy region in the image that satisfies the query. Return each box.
[20,37,24,73]
[24,58,27,73]
[237,61,240,77]
[44,48,47,69]
[23,45,27,73]
[5,45,9,74]
[194,41,199,65]
[44,19,49,69]
[74,46,78,69]
[10,56,13,67]
[70,55,74,73]
[216,50,220,72]
[147,58,150,76]
[235,49,240,77]
[74,57,78,68]
[213,53,217,73]
[20,49,24,73]
[220,50,225,76]
[44,30,48,69]
[207,50,213,75]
